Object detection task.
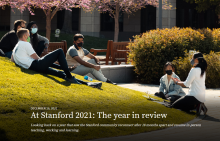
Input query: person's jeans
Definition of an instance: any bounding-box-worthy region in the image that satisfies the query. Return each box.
[71,59,107,82]
[168,95,181,103]
[171,95,201,111]
[29,49,72,78]
[5,51,12,58]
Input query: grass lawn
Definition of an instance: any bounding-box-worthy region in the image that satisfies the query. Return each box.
[0,31,109,55]
[0,57,196,141]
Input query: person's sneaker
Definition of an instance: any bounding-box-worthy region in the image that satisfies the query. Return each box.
[106,79,117,85]
[65,77,81,84]
[0,49,5,57]
[201,103,208,115]
[87,82,102,89]
[196,103,202,116]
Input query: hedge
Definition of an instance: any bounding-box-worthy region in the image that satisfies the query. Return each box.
[127,27,220,84]
[172,51,220,88]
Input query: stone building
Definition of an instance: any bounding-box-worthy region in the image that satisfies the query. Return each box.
[0,0,219,41]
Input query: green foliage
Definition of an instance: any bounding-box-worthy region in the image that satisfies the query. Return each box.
[185,0,220,15]
[127,27,220,84]
[0,57,195,141]
[173,51,220,88]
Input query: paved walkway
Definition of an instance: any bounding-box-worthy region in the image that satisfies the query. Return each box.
[89,83,220,141]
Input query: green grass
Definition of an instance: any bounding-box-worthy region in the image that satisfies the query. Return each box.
[0,31,109,55]
[0,57,196,141]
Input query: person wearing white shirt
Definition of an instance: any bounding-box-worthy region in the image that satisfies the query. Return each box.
[11,28,80,84]
[11,28,103,88]
[171,52,208,115]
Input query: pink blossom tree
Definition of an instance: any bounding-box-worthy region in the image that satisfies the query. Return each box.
[0,0,96,41]
[0,0,171,42]
[95,0,171,42]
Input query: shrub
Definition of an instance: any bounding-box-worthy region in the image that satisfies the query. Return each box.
[127,27,220,84]
[197,28,220,53]
[172,51,220,88]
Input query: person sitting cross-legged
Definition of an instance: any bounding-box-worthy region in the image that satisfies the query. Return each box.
[155,62,186,104]
[66,33,116,85]
[11,28,102,88]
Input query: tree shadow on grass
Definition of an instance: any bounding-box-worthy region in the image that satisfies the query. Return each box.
[0,128,9,141]
[185,111,197,115]
[17,65,104,89]
[18,66,71,87]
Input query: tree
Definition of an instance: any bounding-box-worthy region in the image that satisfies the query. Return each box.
[95,0,170,42]
[0,0,96,41]
[185,0,220,22]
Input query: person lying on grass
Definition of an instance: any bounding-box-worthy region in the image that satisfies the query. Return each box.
[155,62,185,103]
[11,28,102,89]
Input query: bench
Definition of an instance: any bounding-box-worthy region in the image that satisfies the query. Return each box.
[90,40,130,65]
[90,40,112,65]
[111,41,130,65]
[40,40,67,57]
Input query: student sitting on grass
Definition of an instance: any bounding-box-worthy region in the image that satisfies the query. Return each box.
[0,19,26,58]
[66,33,116,85]
[26,21,49,56]
[11,28,102,88]
[155,62,186,103]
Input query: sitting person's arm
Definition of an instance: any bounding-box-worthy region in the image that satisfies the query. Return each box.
[69,47,100,71]
[30,53,40,60]
[81,47,100,64]
[73,56,100,71]
[167,76,183,96]
[171,77,186,87]
[159,77,165,93]
[37,34,49,53]
[86,53,100,64]
[11,54,15,62]
[23,42,40,60]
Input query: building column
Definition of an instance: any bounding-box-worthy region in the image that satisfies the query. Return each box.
[80,9,100,37]
[156,0,176,28]
[10,9,29,30]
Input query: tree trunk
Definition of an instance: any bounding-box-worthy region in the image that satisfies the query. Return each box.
[114,2,120,42]
[46,10,51,41]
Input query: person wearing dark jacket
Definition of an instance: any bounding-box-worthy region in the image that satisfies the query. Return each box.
[26,21,49,56]
[0,19,26,58]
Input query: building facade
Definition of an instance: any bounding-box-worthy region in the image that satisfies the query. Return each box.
[0,0,219,41]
